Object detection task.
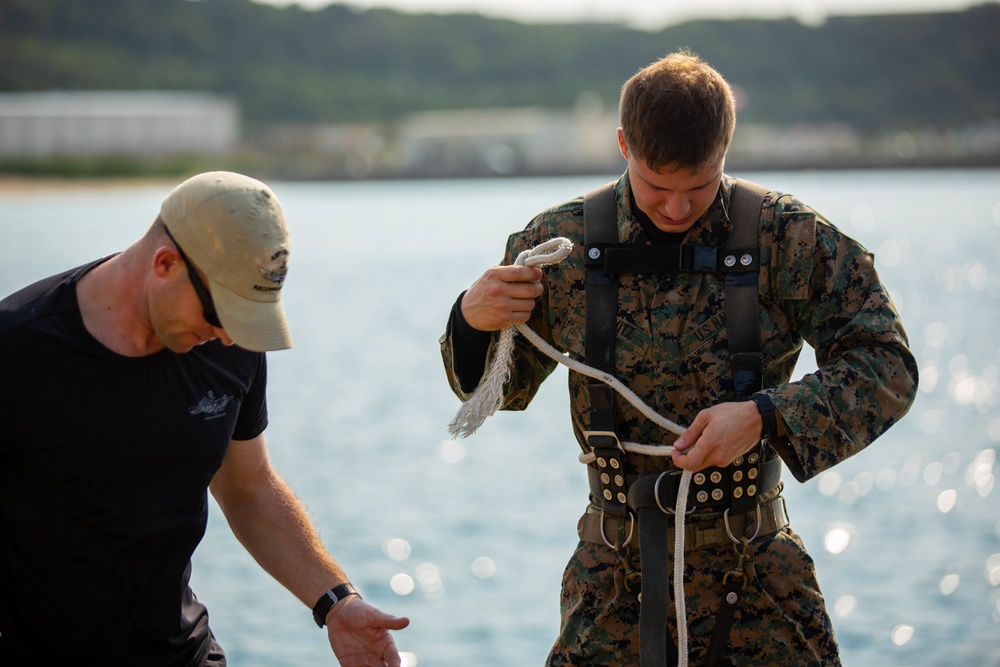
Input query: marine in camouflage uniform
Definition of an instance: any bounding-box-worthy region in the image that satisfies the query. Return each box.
[441,52,917,667]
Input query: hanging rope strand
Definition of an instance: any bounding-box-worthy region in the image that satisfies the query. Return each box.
[448,237,693,667]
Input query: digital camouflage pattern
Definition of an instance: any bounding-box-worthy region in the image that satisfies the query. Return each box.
[440,171,918,666]
[551,494,837,665]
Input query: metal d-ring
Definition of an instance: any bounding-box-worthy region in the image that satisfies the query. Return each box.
[654,470,697,515]
[599,509,635,550]
[724,505,762,545]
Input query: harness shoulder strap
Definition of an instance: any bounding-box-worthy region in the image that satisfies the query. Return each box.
[582,182,630,520]
[583,181,619,375]
[725,178,769,401]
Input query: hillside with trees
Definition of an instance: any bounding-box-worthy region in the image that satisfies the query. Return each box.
[3,0,998,130]
[1,0,998,176]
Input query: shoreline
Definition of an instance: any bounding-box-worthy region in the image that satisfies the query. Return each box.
[2,159,998,194]
[0,175,180,194]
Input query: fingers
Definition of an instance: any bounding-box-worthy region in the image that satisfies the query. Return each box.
[672,402,764,471]
[462,265,544,331]
[381,614,411,631]
[327,603,410,667]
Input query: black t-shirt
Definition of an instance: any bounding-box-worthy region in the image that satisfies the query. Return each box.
[0,259,268,665]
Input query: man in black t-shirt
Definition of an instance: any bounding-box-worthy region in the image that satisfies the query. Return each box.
[0,172,409,666]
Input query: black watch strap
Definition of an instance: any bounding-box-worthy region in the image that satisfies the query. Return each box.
[749,394,778,441]
[312,583,360,628]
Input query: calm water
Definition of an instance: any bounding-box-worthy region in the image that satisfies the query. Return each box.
[2,170,999,666]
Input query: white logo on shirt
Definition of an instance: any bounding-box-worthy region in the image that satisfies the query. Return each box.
[189,391,233,420]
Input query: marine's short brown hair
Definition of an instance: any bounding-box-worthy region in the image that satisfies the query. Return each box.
[619,50,736,173]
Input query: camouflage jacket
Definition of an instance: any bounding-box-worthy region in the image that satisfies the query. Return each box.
[441,171,918,482]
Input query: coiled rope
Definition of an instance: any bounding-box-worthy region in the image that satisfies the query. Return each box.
[449,238,694,667]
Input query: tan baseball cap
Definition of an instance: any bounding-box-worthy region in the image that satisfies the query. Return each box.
[160,171,292,352]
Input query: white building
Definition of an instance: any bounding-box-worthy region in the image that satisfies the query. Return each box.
[0,91,239,159]
[394,96,621,176]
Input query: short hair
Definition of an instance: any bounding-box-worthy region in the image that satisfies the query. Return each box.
[619,50,736,172]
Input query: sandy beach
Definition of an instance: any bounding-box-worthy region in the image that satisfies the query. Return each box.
[0,176,178,194]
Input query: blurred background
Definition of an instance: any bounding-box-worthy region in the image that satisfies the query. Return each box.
[2,2,999,666]
[0,0,998,180]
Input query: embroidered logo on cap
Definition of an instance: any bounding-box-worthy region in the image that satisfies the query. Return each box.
[256,249,288,292]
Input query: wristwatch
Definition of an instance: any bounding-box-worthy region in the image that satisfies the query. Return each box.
[312,583,360,628]
[749,394,778,441]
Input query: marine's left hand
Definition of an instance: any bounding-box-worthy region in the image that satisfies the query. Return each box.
[326,597,411,667]
[671,401,762,471]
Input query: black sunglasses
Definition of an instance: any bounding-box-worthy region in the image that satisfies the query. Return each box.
[164,227,223,328]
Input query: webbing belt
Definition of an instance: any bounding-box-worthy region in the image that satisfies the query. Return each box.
[587,454,783,519]
[577,493,788,554]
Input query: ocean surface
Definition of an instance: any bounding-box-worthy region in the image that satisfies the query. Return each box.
[1,169,999,666]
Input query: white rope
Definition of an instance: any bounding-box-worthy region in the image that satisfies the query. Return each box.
[448,237,692,667]
[448,237,574,439]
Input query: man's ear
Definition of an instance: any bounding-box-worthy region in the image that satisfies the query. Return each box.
[616,128,630,160]
[152,246,182,278]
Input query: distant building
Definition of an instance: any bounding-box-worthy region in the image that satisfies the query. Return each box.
[0,91,239,159]
[394,101,621,177]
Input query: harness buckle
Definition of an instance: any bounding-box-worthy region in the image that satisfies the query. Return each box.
[583,430,624,453]
[723,505,762,545]
[599,509,635,550]
[654,469,698,515]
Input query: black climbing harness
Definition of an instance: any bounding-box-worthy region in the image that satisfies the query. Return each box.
[581,178,779,667]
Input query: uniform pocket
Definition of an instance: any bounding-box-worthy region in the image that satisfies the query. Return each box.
[557,307,651,362]
[678,307,730,399]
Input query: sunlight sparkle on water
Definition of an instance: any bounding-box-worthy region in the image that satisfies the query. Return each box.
[383,537,413,561]
[390,573,415,596]
[817,471,841,496]
[966,449,996,498]
[415,563,444,596]
[964,259,990,291]
[439,439,467,464]
[939,573,960,596]
[936,489,957,513]
[917,410,944,435]
[399,651,419,667]
[919,366,939,394]
[833,595,856,618]
[923,461,943,486]
[471,556,496,579]
[823,523,855,555]
[987,553,1000,587]
[891,625,915,646]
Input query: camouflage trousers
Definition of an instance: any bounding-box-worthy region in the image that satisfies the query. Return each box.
[545,522,841,666]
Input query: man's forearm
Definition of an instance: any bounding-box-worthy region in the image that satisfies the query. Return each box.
[213,466,348,607]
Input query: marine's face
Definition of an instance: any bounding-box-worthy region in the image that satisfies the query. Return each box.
[618,129,724,235]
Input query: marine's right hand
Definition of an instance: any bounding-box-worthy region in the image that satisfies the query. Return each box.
[460,265,544,332]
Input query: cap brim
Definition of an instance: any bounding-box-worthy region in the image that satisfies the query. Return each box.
[209,278,293,352]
